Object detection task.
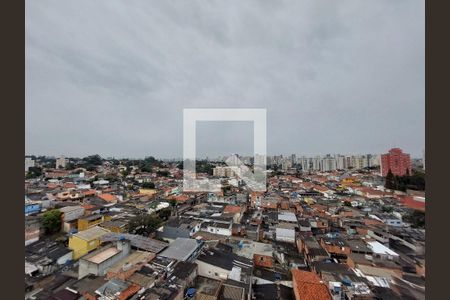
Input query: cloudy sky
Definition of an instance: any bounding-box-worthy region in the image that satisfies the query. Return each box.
[26,0,424,159]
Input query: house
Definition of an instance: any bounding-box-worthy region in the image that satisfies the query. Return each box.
[77,214,109,231]
[252,283,294,300]
[25,202,41,216]
[25,216,40,246]
[98,193,118,204]
[380,214,404,227]
[196,248,253,282]
[366,241,399,261]
[159,238,203,262]
[25,241,73,276]
[168,261,198,290]
[313,185,334,198]
[223,205,243,223]
[60,205,85,233]
[276,227,296,244]
[319,237,351,258]
[68,226,110,259]
[194,276,223,300]
[106,250,155,280]
[157,217,201,241]
[99,220,128,233]
[301,237,329,263]
[278,211,298,223]
[291,269,331,300]
[367,229,390,244]
[77,240,132,279]
[95,278,140,300]
[204,221,233,237]
[253,267,291,286]
[245,224,261,241]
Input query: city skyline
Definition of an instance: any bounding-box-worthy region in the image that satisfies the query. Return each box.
[26,1,424,158]
[24,149,424,161]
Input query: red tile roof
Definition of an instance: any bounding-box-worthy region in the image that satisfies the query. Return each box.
[82,189,97,196]
[98,193,118,202]
[223,205,241,214]
[291,269,331,300]
[400,196,425,211]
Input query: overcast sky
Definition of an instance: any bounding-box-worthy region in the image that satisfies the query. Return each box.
[26,0,424,159]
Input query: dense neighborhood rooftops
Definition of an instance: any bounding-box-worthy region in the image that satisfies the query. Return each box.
[23,156,425,300]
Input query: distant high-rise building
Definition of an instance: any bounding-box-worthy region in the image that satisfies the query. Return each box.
[313,156,322,171]
[320,155,337,172]
[380,148,412,177]
[299,156,310,171]
[290,154,297,165]
[336,155,346,170]
[25,157,35,172]
[282,159,293,171]
[56,156,67,169]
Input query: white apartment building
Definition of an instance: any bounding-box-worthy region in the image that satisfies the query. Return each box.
[56,156,67,169]
[25,157,35,172]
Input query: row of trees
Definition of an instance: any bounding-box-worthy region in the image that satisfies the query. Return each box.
[385,170,425,191]
[40,205,173,237]
[127,205,173,235]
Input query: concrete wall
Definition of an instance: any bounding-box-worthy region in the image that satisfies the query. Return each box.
[78,241,131,279]
[196,260,229,281]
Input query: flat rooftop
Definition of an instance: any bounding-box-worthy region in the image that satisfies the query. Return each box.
[73,226,110,241]
[108,250,154,273]
[159,238,200,261]
[85,247,120,264]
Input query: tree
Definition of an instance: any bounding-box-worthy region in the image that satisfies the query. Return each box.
[141,182,155,189]
[169,199,178,207]
[128,214,162,236]
[65,162,76,170]
[26,166,43,179]
[158,208,172,220]
[385,169,425,192]
[381,205,394,213]
[385,169,395,190]
[157,170,170,177]
[83,154,103,166]
[404,210,425,228]
[42,209,62,234]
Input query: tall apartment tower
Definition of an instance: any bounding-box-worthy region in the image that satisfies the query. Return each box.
[25,157,35,172]
[56,156,67,169]
[380,148,412,177]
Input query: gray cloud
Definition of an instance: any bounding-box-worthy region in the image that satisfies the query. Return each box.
[26,0,424,158]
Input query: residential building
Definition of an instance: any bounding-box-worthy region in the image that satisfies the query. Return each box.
[25,157,35,172]
[159,238,203,262]
[291,269,331,300]
[380,148,412,177]
[56,155,68,169]
[68,226,110,259]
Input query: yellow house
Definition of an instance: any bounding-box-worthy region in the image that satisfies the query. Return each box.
[68,226,110,259]
[77,214,111,231]
[139,188,157,196]
[303,197,315,205]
